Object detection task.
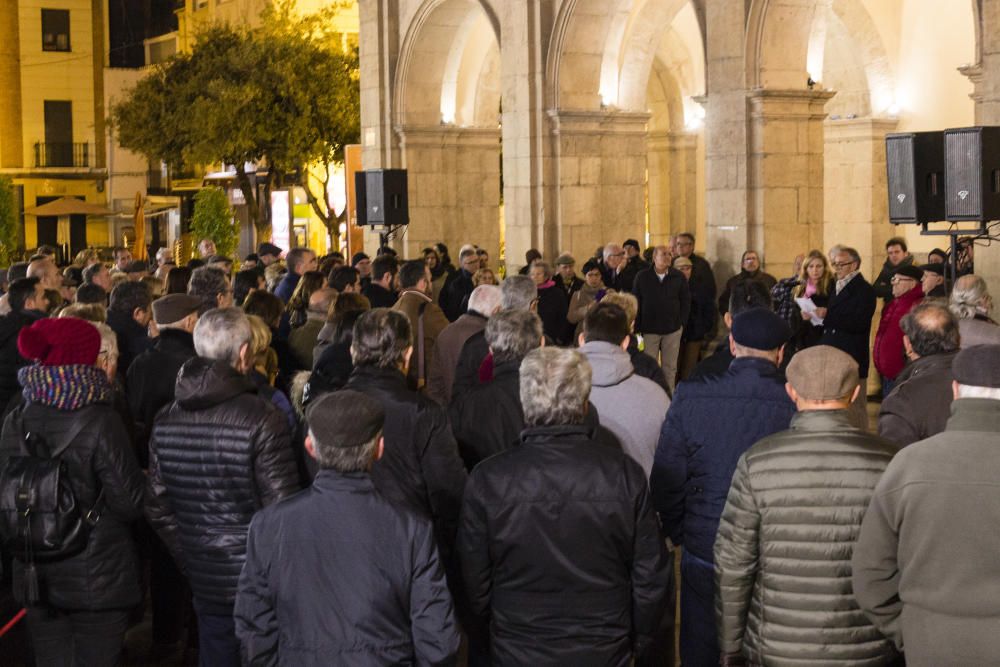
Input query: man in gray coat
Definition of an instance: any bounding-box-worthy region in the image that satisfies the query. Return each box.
[715,346,899,667]
[578,302,669,477]
[853,344,1000,666]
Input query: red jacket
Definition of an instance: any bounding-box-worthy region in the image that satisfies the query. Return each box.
[873,285,924,380]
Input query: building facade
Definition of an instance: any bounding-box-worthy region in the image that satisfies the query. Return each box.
[359,0,1000,293]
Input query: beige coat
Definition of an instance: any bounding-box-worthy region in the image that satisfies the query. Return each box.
[392,289,450,391]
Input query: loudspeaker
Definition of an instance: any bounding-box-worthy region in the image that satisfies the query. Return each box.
[354,169,409,229]
[945,126,1000,222]
[886,132,944,224]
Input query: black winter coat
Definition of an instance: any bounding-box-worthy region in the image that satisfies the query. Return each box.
[0,401,144,610]
[820,274,877,379]
[439,269,475,322]
[126,328,196,467]
[633,267,691,335]
[344,366,467,558]
[146,357,300,610]
[878,351,957,447]
[457,425,672,665]
[0,309,45,412]
[449,360,524,470]
[234,471,459,666]
[536,283,571,346]
[106,309,152,382]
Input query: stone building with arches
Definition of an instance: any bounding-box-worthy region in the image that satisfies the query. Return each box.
[359,0,1000,289]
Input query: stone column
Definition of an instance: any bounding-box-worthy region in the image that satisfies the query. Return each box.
[394,125,502,261]
[545,110,649,262]
[823,118,899,275]
[748,89,836,279]
[648,130,698,246]
[358,0,400,171]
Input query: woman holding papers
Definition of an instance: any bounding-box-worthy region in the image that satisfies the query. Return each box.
[789,250,834,353]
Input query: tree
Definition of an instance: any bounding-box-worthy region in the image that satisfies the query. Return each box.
[191,187,238,258]
[0,177,20,266]
[111,0,360,245]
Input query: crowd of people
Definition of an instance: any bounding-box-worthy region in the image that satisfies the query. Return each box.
[0,231,998,667]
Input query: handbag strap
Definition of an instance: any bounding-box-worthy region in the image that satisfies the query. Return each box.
[416,302,428,389]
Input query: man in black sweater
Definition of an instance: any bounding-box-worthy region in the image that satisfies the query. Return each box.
[633,245,691,392]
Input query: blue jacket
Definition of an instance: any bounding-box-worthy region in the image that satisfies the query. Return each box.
[274,272,300,303]
[650,356,795,562]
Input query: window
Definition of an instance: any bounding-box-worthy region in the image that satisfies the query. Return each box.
[41,9,70,52]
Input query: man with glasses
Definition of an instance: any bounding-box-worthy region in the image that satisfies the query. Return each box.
[439,247,481,322]
[821,247,877,427]
[873,264,924,398]
[674,233,716,371]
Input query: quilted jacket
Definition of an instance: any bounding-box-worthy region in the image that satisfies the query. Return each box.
[714,410,900,666]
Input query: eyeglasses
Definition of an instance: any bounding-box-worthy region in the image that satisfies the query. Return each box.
[891,276,916,284]
[832,261,856,268]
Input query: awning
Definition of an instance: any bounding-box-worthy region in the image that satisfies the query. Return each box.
[24,196,114,217]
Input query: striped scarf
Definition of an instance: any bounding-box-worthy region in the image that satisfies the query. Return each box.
[18,364,113,411]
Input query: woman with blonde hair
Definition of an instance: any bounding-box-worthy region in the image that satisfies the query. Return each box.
[245,314,296,432]
[790,250,833,352]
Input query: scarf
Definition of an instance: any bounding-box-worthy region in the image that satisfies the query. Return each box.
[18,364,113,411]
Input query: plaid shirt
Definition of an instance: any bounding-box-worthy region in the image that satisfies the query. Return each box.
[772,276,800,325]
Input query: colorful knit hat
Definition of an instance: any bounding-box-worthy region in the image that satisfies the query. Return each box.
[18,317,100,366]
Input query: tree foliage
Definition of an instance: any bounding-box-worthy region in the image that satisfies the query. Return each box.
[0,177,20,266]
[191,187,238,258]
[111,0,360,243]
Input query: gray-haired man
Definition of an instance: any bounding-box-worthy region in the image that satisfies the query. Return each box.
[146,307,300,667]
[235,390,459,665]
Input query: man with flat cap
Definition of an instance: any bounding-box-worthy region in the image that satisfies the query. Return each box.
[853,344,1000,666]
[234,390,460,665]
[650,307,796,667]
[919,262,947,297]
[715,346,900,667]
[874,263,924,397]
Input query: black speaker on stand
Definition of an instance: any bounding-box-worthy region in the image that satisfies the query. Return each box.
[886,132,944,225]
[354,169,409,248]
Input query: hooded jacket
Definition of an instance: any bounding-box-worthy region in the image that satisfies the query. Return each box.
[715,410,900,667]
[581,341,669,477]
[146,357,300,610]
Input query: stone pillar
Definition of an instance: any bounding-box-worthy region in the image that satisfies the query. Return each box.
[648,130,698,246]
[545,110,649,262]
[499,0,550,272]
[0,0,22,168]
[748,89,836,279]
[394,125,502,262]
[358,0,400,171]
[823,118,899,275]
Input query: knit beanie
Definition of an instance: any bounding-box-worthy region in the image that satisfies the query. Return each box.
[18,317,101,366]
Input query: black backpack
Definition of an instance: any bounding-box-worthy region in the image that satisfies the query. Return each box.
[0,408,103,604]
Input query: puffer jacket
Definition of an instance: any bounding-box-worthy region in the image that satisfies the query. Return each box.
[146,357,300,610]
[650,356,795,561]
[457,424,672,665]
[344,365,467,558]
[581,341,669,477]
[0,400,144,610]
[715,410,900,667]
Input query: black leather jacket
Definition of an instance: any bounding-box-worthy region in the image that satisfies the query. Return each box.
[146,357,300,610]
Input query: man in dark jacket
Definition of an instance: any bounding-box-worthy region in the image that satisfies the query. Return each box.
[344,308,467,557]
[633,245,691,392]
[554,252,584,299]
[450,310,543,470]
[361,253,398,308]
[0,277,47,412]
[650,307,796,667]
[106,280,153,380]
[717,249,777,316]
[458,347,672,665]
[146,308,300,667]
[0,317,144,666]
[674,233,716,324]
[716,346,899,667]
[427,284,501,406]
[853,345,1000,664]
[878,302,960,447]
[274,247,317,303]
[439,247,479,321]
[821,246,876,427]
[871,236,913,304]
[234,390,459,665]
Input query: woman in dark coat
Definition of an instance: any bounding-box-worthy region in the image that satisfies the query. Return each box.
[789,250,834,353]
[0,317,144,666]
[529,260,572,346]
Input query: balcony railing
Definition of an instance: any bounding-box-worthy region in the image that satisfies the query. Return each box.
[33,142,92,168]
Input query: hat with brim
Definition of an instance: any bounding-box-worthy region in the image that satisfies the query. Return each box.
[306,390,386,451]
[786,345,859,401]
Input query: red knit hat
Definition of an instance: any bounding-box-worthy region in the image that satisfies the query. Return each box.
[17,317,101,366]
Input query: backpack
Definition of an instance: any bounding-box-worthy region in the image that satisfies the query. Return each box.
[0,408,103,604]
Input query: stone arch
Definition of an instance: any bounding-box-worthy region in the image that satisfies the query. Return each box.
[394,0,500,127]
[616,0,695,111]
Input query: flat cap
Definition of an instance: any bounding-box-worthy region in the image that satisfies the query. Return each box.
[555,252,575,266]
[920,262,945,276]
[952,344,1000,388]
[623,238,641,250]
[124,260,148,274]
[673,257,693,269]
[207,255,232,265]
[257,242,283,257]
[306,390,385,450]
[351,252,370,266]
[786,345,859,401]
[731,307,790,351]
[152,293,202,325]
[894,264,923,281]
